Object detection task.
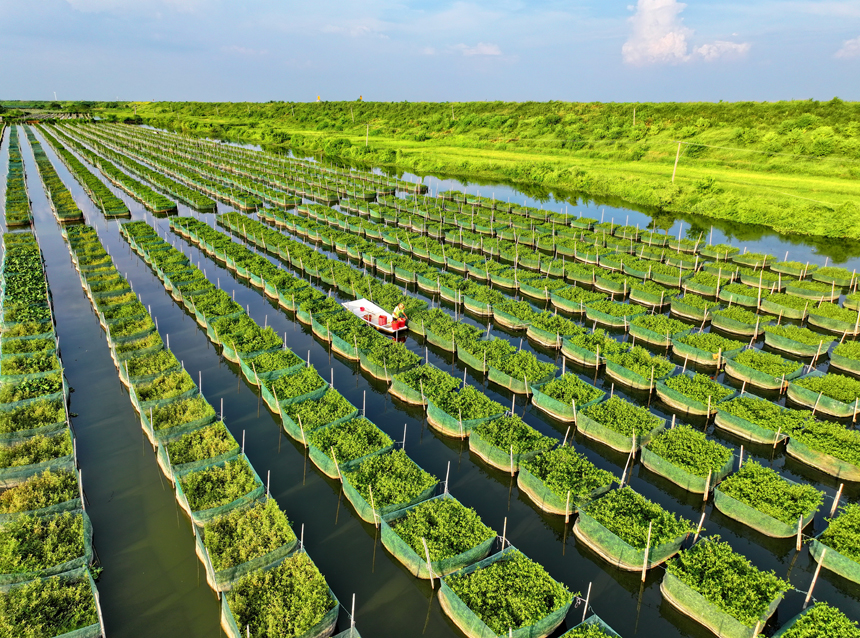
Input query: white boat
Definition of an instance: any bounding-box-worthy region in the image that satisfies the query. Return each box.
[342,298,407,335]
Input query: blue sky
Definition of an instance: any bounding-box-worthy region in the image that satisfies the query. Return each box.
[2,0,858,102]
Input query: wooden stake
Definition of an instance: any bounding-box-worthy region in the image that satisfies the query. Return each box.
[703,470,712,501]
[804,548,826,609]
[582,581,592,623]
[641,521,652,581]
[796,514,804,551]
[422,537,435,588]
[830,483,844,517]
[693,510,706,543]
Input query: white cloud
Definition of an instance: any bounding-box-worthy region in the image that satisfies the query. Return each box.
[623,0,750,65]
[695,40,751,61]
[835,35,860,58]
[65,0,203,14]
[622,0,693,65]
[421,47,437,56]
[453,42,502,56]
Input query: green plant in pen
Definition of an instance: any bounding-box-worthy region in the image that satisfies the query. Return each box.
[776,602,860,638]
[283,389,355,431]
[606,346,675,379]
[521,447,616,504]
[733,349,802,377]
[0,430,72,468]
[794,373,860,404]
[390,498,495,562]
[712,305,759,324]
[344,449,437,509]
[538,374,603,406]
[445,550,574,634]
[166,421,237,466]
[393,365,460,404]
[226,551,334,636]
[0,470,78,513]
[665,536,789,627]
[179,457,258,511]
[307,417,393,465]
[0,373,63,403]
[0,575,99,638]
[718,396,812,434]
[0,399,65,434]
[585,487,694,548]
[718,461,822,525]
[265,366,325,400]
[0,353,60,376]
[0,511,85,573]
[663,373,733,404]
[204,498,296,572]
[582,396,662,437]
[832,340,860,361]
[763,325,834,348]
[135,370,195,403]
[471,415,556,455]
[676,331,743,354]
[646,426,732,478]
[492,350,556,382]
[790,420,860,468]
[819,504,860,564]
[631,314,689,335]
[433,386,506,421]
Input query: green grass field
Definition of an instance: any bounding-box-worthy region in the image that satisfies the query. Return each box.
[91,100,860,240]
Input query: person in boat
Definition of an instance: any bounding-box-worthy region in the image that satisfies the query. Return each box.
[392,302,408,325]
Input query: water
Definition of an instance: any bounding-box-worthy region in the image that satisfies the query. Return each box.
[5,124,860,638]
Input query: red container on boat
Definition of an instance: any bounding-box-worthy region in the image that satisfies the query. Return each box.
[378,315,388,326]
[391,319,406,330]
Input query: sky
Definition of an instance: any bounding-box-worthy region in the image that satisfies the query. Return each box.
[1,0,858,102]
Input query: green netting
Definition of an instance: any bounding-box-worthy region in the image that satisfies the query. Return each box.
[549,292,589,314]
[763,331,824,358]
[261,378,328,415]
[306,418,394,480]
[574,510,685,570]
[713,486,816,538]
[358,350,416,382]
[331,333,360,361]
[281,399,358,445]
[759,298,806,320]
[173,454,266,525]
[156,426,240,481]
[640,446,733,494]
[380,494,495,579]
[492,307,531,330]
[560,615,621,638]
[654,380,732,416]
[529,383,605,423]
[830,351,860,375]
[660,570,782,638]
[629,288,670,308]
[463,295,493,317]
[604,360,668,391]
[341,471,438,525]
[713,410,785,445]
[576,411,665,453]
[425,400,503,439]
[425,327,457,352]
[0,509,94,587]
[220,567,339,638]
[787,377,857,419]
[584,307,631,329]
[710,313,762,337]
[389,378,425,406]
[487,365,553,395]
[723,356,802,391]
[193,516,298,592]
[468,430,543,473]
[808,312,859,335]
[238,356,304,388]
[671,339,741,368]
[438,547,572,638]
[456,343,492,373]
[785,437,860,482]
[0,436,75,489]
[516,465,611,516]
[560,339,601,368]
[629,323,690,348]
[525,324,565,349]
[809,538,860,585]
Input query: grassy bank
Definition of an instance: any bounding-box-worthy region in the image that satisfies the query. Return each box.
[94,100,860,240]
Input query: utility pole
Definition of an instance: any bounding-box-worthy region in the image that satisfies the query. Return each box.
[672,142,681,183]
